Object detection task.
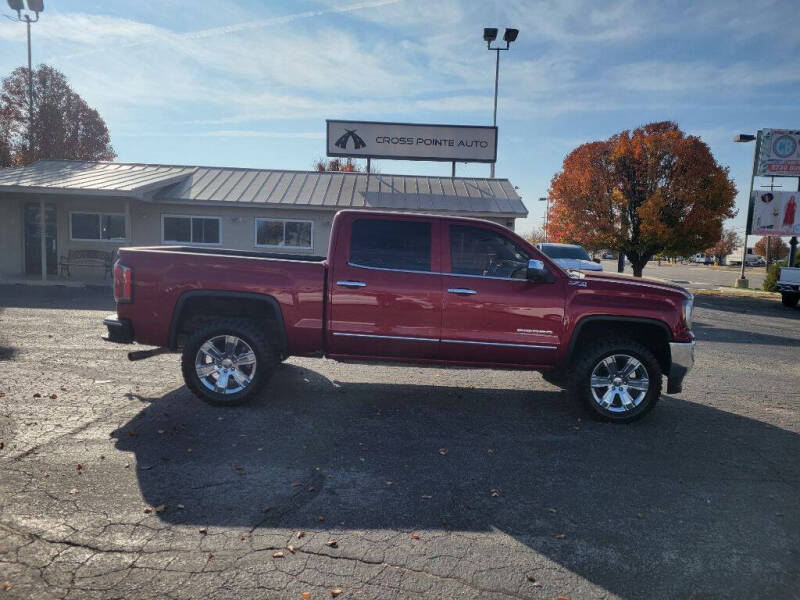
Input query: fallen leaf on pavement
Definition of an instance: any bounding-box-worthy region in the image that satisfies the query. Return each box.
[438,447,448,455]
[555,533,566,539]
[297,530,306,538]
[68,488,78,494]
[548,508,557,513]
[330,590,343,598]
[199,528,208,534]
[557,596,570,600]
[421,495,432,500]
[410,533,420,540]
[2,581,11,591]
[526,574,537,583]
[317,515,324,522]
[302,593,311,599]
[33,393,41,398]
[326,540,338,548]
[177,504,185,509]
[154,504,167,513]
[287,545,296,554]
[262,506,271,512]
[157,429,165,434]
[49,394,57,399]
[273,551,285,558]
[143,507,153,514]
[490,489,500,497]
[128,431,138,437]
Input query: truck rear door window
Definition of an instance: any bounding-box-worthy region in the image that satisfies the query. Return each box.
[350,219,431,272]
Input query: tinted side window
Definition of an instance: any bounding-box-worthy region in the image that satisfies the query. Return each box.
[449,225,531,279]
[350,219,432,272]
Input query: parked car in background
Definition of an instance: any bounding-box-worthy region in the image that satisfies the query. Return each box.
[727,253,765,267]
[536,243,603,272]
[691,253,713,265]
[777,267,800,307]
[602,251,615,259]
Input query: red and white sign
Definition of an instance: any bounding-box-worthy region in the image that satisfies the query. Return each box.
[756,129,800,177]
[749,190,800,236]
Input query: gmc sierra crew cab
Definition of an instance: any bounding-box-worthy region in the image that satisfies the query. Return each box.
[104,210,695,423]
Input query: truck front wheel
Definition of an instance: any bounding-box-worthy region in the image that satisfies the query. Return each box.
[181,319,275,406]
[571,338,662,423]
[781,293,799,308]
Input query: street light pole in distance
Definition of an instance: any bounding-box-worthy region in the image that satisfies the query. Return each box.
[733,132,759,289]
[6,0,43,153]
[483,27,518,178]
[538,196,548,241]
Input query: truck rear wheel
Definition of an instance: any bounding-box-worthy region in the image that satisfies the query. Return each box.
[181,318,275,406]
[571,338,662,423]
[781,293,799,308]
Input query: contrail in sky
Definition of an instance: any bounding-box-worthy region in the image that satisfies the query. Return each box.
[54,0,402,60]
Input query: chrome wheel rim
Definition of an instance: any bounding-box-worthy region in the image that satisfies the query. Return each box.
[589,354,649,413]
[195,335,257,395]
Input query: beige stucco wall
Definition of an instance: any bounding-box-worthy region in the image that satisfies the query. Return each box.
[0,192,518,278]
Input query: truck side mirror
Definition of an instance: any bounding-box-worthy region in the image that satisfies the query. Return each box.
[527,259,551,282]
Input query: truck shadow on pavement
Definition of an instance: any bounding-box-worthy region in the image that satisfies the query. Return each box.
[111,363,799,599]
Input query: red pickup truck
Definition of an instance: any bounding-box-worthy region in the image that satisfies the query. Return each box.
[104,210,694,423]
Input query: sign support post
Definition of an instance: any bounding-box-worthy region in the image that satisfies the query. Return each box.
[736,131,761,289]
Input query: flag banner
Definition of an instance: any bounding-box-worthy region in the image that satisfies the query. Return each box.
[748,190,799,236]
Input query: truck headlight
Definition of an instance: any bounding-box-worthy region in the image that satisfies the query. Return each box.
[682,297,693,329]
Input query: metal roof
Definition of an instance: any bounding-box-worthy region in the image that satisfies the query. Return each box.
[0,160,527,217]
[0,160,196,199]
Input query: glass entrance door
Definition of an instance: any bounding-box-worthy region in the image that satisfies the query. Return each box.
[25,203,57,276]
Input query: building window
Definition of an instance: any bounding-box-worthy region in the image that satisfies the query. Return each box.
[255,218,312,249]
[70,212,126,241]
[350,218,431,272]
[162,215,221,244]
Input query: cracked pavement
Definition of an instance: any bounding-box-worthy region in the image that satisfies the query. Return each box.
[0,285,798,599]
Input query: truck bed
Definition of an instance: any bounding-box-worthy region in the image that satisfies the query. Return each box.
[115,246,327,353]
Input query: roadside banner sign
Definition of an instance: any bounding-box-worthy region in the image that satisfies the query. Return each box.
[748,190,799,235]
[756,129,800,177]
[326,120,497,163]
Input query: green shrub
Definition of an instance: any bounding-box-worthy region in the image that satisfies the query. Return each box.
[763,261,786,292]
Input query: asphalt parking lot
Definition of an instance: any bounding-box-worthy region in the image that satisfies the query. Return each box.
[598,260,768,290]
[0,285,798,600]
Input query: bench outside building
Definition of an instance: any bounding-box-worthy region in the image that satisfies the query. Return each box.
[59,249,113,279]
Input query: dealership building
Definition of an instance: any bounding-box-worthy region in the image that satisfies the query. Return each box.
[0,159,527,281]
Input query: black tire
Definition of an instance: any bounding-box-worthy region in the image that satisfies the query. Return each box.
[570,337,662,423]
[781,293,799,308]
[181,318,276,406]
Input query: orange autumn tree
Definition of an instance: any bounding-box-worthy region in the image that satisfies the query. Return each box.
[547,122,737,276]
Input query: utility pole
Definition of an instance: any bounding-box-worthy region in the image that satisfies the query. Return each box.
[6,0,43,154]
[483,28,518,178]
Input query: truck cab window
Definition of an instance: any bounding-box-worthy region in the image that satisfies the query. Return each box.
[449,224,531,279]
[350,219,432,272]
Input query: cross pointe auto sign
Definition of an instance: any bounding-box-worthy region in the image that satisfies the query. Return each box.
[326,120,497,163]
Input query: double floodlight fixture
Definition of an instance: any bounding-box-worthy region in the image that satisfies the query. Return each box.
[733,133,756,143]
[484,27,519,49]
[7,0,43,16]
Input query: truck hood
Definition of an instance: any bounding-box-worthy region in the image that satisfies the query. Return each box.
[578,270,691,298]
[552,258,603,271]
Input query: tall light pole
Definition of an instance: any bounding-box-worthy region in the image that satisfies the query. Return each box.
[539,196,548,241]
[733,132,759,289]
[483,27,518,178]
[6,0,43,153]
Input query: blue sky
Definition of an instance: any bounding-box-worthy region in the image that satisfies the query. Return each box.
[1,0,798,235]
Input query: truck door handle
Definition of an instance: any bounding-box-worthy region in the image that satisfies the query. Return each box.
[447,288,477,295]
[337,280,367,288]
